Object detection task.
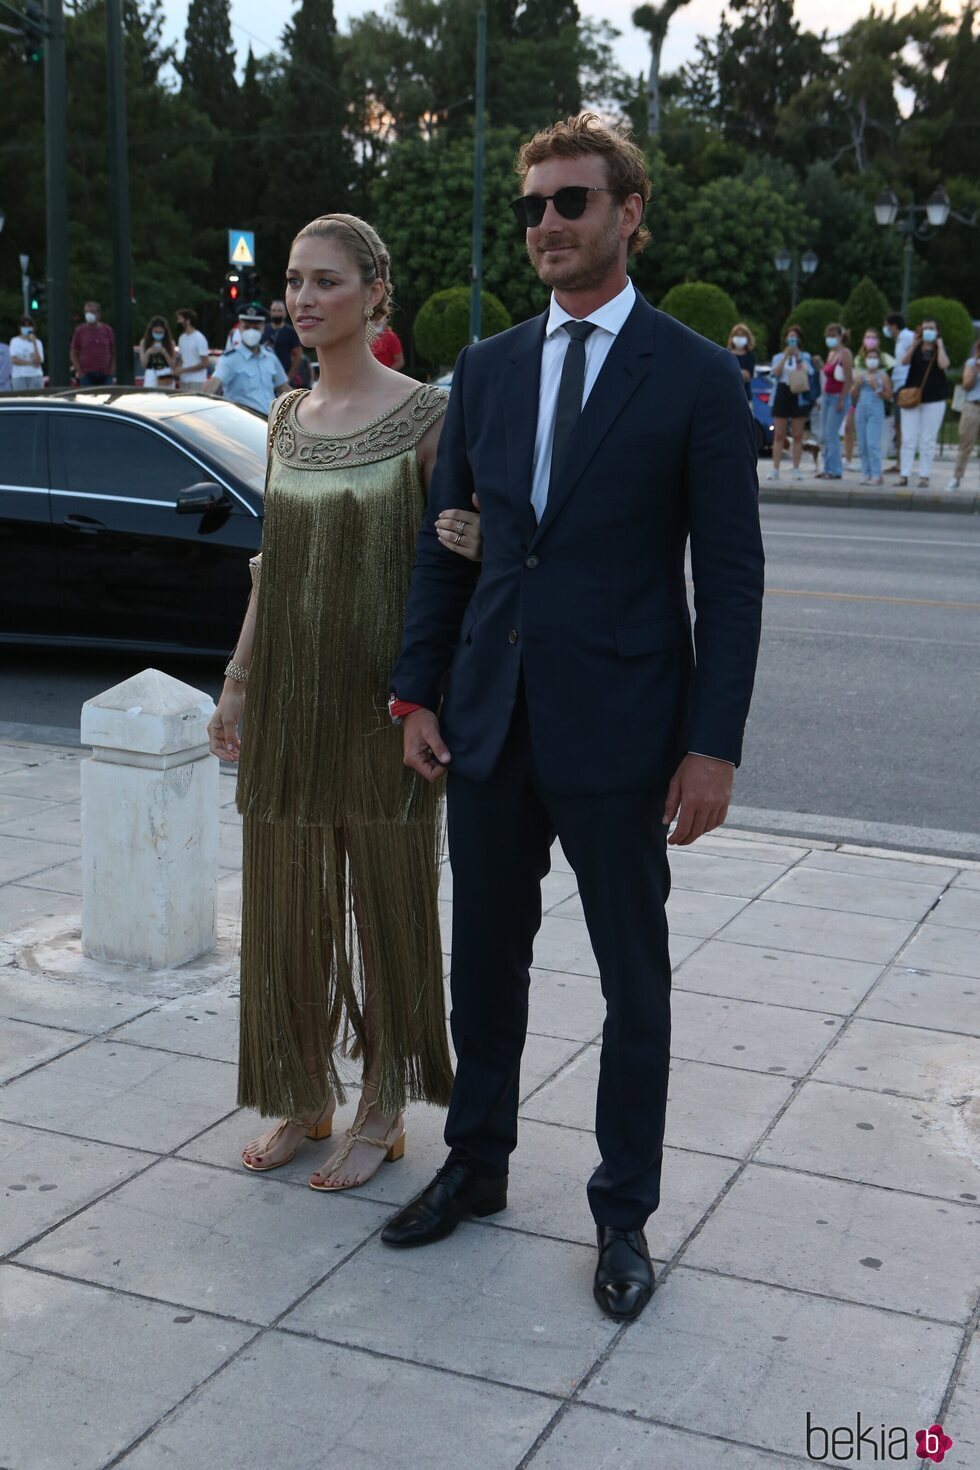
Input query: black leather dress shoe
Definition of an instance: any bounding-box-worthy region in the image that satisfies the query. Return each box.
[380,1161,507,1248]
[593,1225,655,1321]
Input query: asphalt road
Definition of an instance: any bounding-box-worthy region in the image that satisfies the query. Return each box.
[3,503,979,854]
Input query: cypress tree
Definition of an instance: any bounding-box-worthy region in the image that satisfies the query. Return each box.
[179,0,239,127]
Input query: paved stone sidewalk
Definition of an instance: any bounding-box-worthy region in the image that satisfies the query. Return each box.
[1,740,978,1470]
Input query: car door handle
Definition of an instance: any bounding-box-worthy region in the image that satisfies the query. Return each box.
[65,513,106,534]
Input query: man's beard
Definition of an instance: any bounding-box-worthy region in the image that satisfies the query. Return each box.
[529,221,622,291]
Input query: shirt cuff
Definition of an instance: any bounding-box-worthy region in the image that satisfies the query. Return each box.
[688,751,735,767]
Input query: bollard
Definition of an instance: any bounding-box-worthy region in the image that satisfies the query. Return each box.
[80,668,218,969]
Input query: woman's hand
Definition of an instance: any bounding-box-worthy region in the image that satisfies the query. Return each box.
[208,685,245,762]
[435,492,482,562]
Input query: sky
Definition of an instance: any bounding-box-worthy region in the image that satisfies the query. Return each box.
[157,1,932,86]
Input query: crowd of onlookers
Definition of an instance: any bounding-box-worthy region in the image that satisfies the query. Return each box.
[1,298,975,487]
[0,298,405,417]
[731,312,980,491]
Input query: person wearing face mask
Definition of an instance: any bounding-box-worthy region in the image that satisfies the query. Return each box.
[850,334,893,485]
[768,324,813,481]
[817,323,852,480]
[70,301,115,386]
[897,318,950,487]
[139,316,177,389]
[947,338,980,491]
[206,302,289,412]
[9,316,45,390]
[727,323,756,401]
[882,312,916,472]
[173,308,210,387]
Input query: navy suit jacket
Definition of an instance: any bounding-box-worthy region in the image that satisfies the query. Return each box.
[392,291,765,796]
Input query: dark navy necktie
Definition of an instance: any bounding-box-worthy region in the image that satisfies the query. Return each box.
[547,320,597,505]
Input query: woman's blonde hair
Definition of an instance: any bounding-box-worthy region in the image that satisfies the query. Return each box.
[728,322,755,350]
[291,213,393,328]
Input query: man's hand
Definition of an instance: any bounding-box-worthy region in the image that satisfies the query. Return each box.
[662,753,734,846]
[403,708,452,783]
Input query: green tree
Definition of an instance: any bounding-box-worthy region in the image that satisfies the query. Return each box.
[632,2,693,139]
[657,282,739,344]
[414,286,511,368]
[842,276,890,351]
[259,0,353,287]
[780,299,844,353]
[798,163,905,308]
[370,127,545,354]
[178,0,238,126]
[652,174,813,328]
[906,295,975,367]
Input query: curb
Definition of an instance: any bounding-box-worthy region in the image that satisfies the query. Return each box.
[760,485,980,513]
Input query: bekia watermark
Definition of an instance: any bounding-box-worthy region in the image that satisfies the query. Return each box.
[805,1412,954,1462]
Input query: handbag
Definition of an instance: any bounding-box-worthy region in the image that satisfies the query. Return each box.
[787,364,809,394]
[897,351,934,410]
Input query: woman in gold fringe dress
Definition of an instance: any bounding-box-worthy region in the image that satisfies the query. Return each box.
[206,214,481,1190]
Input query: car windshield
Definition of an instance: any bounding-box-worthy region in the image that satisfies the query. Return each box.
[165,402,268,494]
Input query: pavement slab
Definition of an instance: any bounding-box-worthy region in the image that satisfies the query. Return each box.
[0,1264,253,1470]
[281,1227,619,1397]
[18,1156,389,1325]
[580,1267,962,1463]
[1,744,979,1468]
[683,1162,980,1323]
[117,1329,557,1470]
[0,1121,150,1256]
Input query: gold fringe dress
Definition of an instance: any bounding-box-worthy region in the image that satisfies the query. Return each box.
[236,384,453,1121]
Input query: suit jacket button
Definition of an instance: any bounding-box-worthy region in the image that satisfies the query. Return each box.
[525,555,539,569]
[508,629,519,644]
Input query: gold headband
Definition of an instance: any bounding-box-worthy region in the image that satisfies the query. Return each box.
[319,215,383,282]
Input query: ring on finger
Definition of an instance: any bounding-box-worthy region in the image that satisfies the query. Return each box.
[454,519,466,533]
[454,531,463,544]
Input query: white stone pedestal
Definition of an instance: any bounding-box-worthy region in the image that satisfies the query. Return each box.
[80,669,218,970]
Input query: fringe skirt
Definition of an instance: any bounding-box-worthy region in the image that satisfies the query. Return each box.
[237,806,452,1120]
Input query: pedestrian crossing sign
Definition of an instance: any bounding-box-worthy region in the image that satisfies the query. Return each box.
[228,230,256,266]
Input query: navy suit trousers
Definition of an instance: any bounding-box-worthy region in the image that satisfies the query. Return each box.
[444,675,673,1229]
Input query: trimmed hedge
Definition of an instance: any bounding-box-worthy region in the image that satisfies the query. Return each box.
[906,295,974,367]
[842,277,889,351]
[658,282,739,346]
[413,286,511,369]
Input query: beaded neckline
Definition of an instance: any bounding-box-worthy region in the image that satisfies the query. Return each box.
[273,384,448,470]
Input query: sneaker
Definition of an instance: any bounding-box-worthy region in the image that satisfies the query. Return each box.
[767,469,780,482]
[918,477,930,488]
[792,468,803,482]
[946,478,960,490]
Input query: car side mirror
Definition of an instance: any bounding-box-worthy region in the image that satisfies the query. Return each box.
[176,481,230,515]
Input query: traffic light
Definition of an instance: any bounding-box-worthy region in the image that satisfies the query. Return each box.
[224,270,240,317]
[28,278,45,314]
[22,2,45,65]
[240,267,259,301]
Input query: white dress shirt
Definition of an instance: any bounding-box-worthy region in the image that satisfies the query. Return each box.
[529,277,636,523]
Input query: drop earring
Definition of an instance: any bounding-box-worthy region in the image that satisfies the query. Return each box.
[364,306,378,344]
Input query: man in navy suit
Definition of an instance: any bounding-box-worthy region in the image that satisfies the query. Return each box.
[382,114,765,1320]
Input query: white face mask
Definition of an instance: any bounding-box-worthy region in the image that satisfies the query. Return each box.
[20,325,32,336]
[85,312,97,323]
[152,330,165,341]
[825,336,839,349]
[865,357,880,370]
[922,328,937,343]
[733,336,748,349]
[241,328,263,348]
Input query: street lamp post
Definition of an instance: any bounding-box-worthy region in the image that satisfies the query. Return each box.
[774,247,818,312]
[873,186,975,316]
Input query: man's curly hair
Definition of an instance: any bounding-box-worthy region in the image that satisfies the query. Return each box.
[516,112,652,256]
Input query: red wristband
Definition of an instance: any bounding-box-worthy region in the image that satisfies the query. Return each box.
[389,698,423,722]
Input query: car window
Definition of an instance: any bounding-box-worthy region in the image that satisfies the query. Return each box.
[53,413,202,502]
[0,413,41,487]
[167,403,267,495]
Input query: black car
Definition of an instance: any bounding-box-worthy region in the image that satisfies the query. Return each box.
[1,389,267,656]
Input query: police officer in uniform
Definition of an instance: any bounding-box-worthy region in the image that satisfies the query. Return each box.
[205,302,288,412]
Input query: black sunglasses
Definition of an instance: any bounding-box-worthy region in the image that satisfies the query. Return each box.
[509,186,618,230]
